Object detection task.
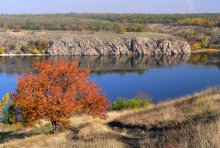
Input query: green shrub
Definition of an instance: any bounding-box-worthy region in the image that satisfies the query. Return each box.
[112,97,152,111]
[0,47,5,54]
[118,26,127,34]
[9,44,16,50]
[0,93,10,118]
[136,25,145,32]
[112,98,128,111]
[4,105,18,125]
[20,46,30,53]
[127,98,151,109]
[127,24,145,32]
[0,94,20,125]
[198,36,210,48]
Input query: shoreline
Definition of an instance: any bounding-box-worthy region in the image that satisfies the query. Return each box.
[192,48,220,54]
[0,53,49,57]
[0,50,219,57]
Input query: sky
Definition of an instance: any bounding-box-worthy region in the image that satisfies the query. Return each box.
[0,0,219,14]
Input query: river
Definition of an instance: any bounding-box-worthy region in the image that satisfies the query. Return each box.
[0,53,220,102]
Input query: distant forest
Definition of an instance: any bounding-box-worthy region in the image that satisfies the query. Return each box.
[0,13,220,32]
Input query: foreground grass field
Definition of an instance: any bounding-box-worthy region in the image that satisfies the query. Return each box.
[0,88,219,148]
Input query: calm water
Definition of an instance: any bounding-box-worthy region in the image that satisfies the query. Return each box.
[0,53,220,102]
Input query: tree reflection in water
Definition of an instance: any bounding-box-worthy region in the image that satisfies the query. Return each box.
[0,54,195,75]
[1,53,220,75]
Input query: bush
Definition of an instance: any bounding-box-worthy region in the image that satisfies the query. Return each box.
[118,26,127,34]
[113,24,127,34]
[192,42,202,50]
[127,24,145,32]
[9,44,16,50]
[2,24,8,32]
[27,40,49,52]
[20,46,30,53]
[0,93,18,127]
[4,105,18,125]
[128,98,151,109]
[36,40,49,50]
[179,32,211,49]
[136,25,145,32]
[0,93,10,118]
[14,25,21,32]
[31,48,40,54]
[198,36,210,48]
[0,47,5,54]
[112,97,152,111]
[112,98,128,110]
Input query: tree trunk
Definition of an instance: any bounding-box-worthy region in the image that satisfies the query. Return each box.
[52,121,58,133]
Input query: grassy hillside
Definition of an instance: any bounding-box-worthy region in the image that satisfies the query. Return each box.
[0,88,219,147]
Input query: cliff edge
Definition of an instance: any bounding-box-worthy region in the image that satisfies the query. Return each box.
[0,31,191,55]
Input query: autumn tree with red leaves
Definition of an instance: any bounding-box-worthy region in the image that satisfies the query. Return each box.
[12,60,109,132]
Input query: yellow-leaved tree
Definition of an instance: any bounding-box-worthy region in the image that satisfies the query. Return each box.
[0,93,10,118]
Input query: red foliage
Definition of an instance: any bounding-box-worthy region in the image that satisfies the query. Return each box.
[12,60,109,131]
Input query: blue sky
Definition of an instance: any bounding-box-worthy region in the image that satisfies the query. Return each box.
[0,0,219,14]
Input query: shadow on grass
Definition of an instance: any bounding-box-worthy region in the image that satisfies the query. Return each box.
[0,131,39,144]
[0,123,53,144]
[107,111,220,147]
[108,111,220,135]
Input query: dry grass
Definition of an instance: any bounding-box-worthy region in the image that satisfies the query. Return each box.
[139,119,220,148]
[0,132,125,148]
[0,30,175,40]
[117,88,220,126]
[0,114,127,148]
[0,88,219,148]
[111,88,220,147]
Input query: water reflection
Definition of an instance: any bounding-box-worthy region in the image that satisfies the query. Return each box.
[0,53,220,102]
[188,53,220,68]
[0,54,194,75]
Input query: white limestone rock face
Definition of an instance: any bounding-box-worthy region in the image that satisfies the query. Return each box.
[1,35,191,55]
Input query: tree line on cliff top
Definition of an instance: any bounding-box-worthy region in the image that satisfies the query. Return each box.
[0,13,219,31]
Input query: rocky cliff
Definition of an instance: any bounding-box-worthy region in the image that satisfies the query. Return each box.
[0,31,191,55]
[49,37,191,55]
